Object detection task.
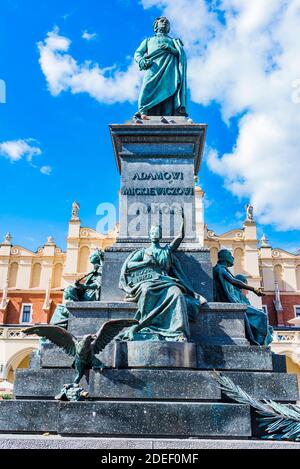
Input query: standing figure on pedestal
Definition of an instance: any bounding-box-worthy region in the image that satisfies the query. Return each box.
[213,249,273,346]
[134,17,188,118]
[246,203,254,222]
[119,211,207,342]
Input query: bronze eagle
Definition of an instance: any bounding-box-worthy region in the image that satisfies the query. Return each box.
[23,319,138,384]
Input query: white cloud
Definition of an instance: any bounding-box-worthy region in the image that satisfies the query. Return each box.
[0,139,52,175]
[141,0,300,230]
[82,30,97,41]
[40,165,52,176]
[0,139,41,162]
[38,27,141,103]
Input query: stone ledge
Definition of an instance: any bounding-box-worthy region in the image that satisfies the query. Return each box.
[58,401,251,437]
[1,435,300,449]
[197,345,273,370]
[15,368,297,402]
[66,301,247,312]
[0,400,251,437]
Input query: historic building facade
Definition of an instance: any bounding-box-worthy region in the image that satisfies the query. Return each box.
[1,191,300,390]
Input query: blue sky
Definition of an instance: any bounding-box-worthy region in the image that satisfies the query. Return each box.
[0,0,299,253]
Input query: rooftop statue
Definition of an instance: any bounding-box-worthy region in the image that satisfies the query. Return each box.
[213,249,273,346]
[134,16,188,119]
[246,203,254,221]
[118,210,207,342]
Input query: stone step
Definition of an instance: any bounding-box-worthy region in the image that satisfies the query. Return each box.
[197,345,273,371]
[223,371,298,402]
[15,369,220,400]
[14,368,298,402]
[40,342,274,371]
[0,400,59,433]
[58,401,251,437]
[89,370,298,403]
[14,369,88,399]
[2,435,300,450]
[66,301,248,345]
[0,400,251,437]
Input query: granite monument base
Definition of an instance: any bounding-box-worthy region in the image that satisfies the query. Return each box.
[0,299,298,439]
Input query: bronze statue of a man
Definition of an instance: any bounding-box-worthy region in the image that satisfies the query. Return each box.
[135,17,188,118]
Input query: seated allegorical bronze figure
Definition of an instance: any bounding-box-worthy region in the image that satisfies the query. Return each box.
[50,249,104,328]
[118,211,207,342]
[213,249,273,346]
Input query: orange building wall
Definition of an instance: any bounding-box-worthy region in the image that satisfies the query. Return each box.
[263,294,300,326]
[1,293,63,325]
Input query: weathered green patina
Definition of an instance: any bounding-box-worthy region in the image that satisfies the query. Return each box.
[24,319,138,400]
[213,249,273,346]
[118,213,207,342]
[50,249,104,329]
[72,249,104,302]
[135,16,187,117]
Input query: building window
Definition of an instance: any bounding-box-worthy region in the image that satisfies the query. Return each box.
[77,246,90,273]
[296,266,300,291]
[274,264,284,291]
[30,263,41,288]
[262,305,268,315]
[294,306,300,317]
[234,248,245,275]
[20,304,32,324]
[8,262,19,288]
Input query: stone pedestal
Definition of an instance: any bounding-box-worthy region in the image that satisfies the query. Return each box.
[0,119,298,440]
[110,119,207,242]
[100,119,211,304]
[1,302,298,438]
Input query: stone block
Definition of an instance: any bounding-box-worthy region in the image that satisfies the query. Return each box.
[58,401,251,437]
[29,350,40,369]
[0,400,59,433]
[40,343,74,368]
[110,123,207,241]
[191,303,248,345]
[40,342,116,369]
[89,369,220,400]
[14,369,88,399]
[197,345,273,370]
[272,353,287,373]
[67,301,136,336]
[223,371,299,402]
[115,341,196,368]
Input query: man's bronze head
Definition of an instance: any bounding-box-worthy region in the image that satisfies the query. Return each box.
[218,249,234,267]
[153,17,170,34]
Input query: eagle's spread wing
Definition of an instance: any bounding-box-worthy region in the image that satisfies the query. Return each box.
[92,319,138,355]
[23,325,77,357]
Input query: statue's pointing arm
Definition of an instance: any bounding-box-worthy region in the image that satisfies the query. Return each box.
[222,269,263,296]
[170,209,185,252]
